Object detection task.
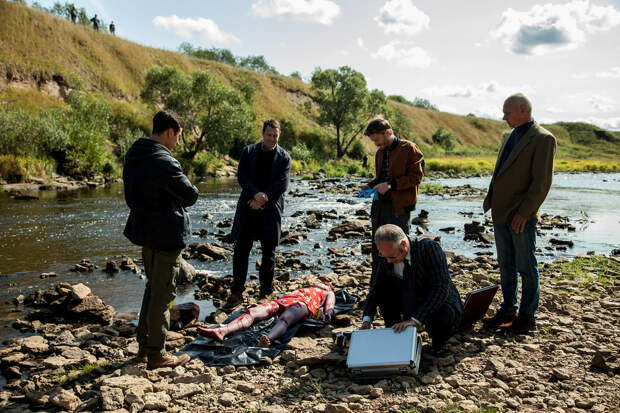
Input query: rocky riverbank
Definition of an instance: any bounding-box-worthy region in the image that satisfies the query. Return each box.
[1,176,114,200]
[2,251,619,412]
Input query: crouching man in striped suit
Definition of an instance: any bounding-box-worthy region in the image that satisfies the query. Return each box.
[361,224,463,355]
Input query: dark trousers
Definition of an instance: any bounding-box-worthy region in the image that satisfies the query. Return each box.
[370,198,411,283]
[232,233,277,296]
[376,274,461,349]
[137,247,181,358]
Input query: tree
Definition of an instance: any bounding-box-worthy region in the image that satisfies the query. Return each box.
[238,55,278,74]
[311,66,389,158]
[141,65,255,160]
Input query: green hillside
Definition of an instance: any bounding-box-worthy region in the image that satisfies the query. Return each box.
[1,0,618,181]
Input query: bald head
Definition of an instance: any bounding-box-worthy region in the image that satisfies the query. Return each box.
[503,93,532,129]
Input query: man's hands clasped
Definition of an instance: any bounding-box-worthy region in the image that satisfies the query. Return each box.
[248,192,269,210]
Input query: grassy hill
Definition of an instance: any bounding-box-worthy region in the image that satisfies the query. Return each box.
[1,0,619,180]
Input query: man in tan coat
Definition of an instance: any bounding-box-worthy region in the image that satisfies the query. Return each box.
[483,94,556,332]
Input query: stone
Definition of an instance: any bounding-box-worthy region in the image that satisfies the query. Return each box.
[459,400,478,411]
[49,388,81,411]
[102,375,153,391]
[552,368,571,380]
[60,346,97,363]
[101,386,124,410]
[369,387,383,398]
[325,403,353,413]
[261,405,289,413]
[171,383,202,399]
[294,366,308,377]
[70,283,92,300]
[170,302,200,328]
[349,384,372,395]
[20,335,49,353]
[178,258,196,284]
[237,382,255,393]
[42,355,72,369]
[219,392,235,407]
[68,294,115,324]
[193,243,230,260]
[143,391,171,410]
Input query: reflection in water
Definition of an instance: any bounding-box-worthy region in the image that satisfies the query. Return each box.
[0,173,618,342]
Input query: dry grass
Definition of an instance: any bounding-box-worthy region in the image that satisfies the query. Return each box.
[1,0,619,167]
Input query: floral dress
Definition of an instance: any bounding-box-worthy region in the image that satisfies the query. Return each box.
[275,286,327,318]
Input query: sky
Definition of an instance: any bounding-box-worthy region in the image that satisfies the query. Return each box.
[34,0,620,130]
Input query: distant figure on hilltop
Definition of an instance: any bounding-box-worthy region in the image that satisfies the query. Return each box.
[69,5,77,23]
[90,14,99,31]
[109,21,115,35]
[483,93,556,333]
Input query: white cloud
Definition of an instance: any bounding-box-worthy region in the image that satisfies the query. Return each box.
[596,66,620,78]
[545,106,566,114]
[152,15,239,44]
[491,0,620,55]
[371,41,432,68]
[572,66,620,79]
[251,0,340,25]
[375,0,430,36]
[587,95,615,112]
[90,0,110,21]
[357,37,365,48]
[422,81,535,99]
[577,116,620,130]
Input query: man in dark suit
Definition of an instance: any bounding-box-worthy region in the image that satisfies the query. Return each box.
[483,93,556,333]
[361,224,463,354]
[229,119,291,305]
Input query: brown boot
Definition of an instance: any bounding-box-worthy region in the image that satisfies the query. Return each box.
[147,353,190,370]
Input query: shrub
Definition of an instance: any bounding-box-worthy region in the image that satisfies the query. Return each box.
[432,127,456,151]
[348,139,366,160]
[0,155,55,182]
[290,159,304,174]
[291,143,313,162]
[191,152,224,177]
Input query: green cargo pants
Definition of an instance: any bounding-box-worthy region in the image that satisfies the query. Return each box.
[136,246,181,358]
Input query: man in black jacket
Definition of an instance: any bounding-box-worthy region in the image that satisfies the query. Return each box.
[361,224,463,354]
[123,110,199,369]
[229,119,291,305]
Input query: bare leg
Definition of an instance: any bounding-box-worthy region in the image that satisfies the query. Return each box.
[198,301,279,341]
[260,303,309,347]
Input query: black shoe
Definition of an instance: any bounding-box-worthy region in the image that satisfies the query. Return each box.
[482,309,516,329]
[225,292,242,307]
[507,316,536,333]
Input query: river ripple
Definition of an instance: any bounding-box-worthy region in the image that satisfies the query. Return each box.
[0,172,618,341]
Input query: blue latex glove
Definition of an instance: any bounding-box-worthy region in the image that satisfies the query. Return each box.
[358,188,378,200]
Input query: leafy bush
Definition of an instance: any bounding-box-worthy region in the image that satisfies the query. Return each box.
[0,155,55,182]
[59,91,112,177]
[291,143,313,162]
[0,91,114,178]
[191,152,224,177]
[432,127,456,151]
[348,139,366,160]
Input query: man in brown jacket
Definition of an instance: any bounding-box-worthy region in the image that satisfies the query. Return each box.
[483,94,556,333]
[362,117,424,282]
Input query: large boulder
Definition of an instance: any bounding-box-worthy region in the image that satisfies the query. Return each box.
[328,219,369,239]
[178,258,196,284]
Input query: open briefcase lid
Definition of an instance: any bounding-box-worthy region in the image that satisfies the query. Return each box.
[346,326,419,369]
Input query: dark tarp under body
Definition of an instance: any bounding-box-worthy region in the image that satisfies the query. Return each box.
[179,289,357,366]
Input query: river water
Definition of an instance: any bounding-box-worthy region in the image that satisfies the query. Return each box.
[1,173,618,342]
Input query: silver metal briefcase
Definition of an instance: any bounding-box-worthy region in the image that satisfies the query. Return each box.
[346,326,422,378]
